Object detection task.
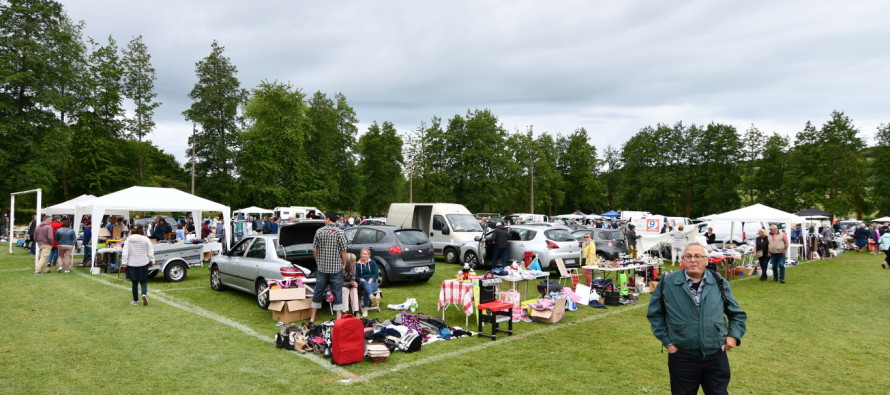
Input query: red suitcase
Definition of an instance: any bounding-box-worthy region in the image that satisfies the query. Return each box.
[331,314,365,365]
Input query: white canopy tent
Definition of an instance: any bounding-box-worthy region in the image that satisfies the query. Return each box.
[75,186,231,269]
[44,194,97,215]
[234,206,273,215]
[870,216,890,223]
[699,203,807,258]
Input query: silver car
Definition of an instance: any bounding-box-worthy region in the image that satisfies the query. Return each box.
[460,225,582,269]
[209,221,321,309]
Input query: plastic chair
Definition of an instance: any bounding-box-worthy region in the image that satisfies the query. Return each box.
[554,258,579,288]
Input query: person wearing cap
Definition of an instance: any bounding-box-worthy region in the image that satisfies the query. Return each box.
[626,224,641,259]
[310,212,348,322]
[486,222,509,268]
[34,216,55,274]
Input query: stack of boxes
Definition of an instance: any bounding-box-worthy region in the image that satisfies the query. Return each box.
[267,285,311,322]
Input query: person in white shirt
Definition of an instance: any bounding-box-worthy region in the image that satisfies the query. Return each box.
[123,225,155,306]
[669,225,697,266]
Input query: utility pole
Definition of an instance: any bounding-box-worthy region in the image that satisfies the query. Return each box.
[191,122,196,195]
[530,164,534,213]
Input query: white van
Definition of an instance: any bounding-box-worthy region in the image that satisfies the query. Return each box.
[696,221,767,244]
[387,203,483,264]
[274,206,321,221]
[620,210,653,221]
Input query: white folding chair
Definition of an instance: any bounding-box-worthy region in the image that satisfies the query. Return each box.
[554,258,578,288]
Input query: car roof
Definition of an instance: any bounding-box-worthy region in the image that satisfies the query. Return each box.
[351,225,423,232]
[509,225,570,231]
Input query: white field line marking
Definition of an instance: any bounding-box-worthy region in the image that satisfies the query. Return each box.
[344,274,757,384]
[154,286,208,292]
[0,267,33,272]
[77,272,360,381]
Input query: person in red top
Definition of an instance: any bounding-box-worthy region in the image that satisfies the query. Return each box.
[48,215,62,267]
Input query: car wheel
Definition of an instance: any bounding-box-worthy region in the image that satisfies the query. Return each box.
[210,265,225,291]
[464,251,479,269]
[163,262,187,282]
[255,279,270,309]
[377,266,389,288]
[444,247,458,265]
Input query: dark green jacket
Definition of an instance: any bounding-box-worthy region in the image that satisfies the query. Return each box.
[646,269,747,356]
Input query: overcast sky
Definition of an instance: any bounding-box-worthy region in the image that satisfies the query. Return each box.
[64,1,890,164]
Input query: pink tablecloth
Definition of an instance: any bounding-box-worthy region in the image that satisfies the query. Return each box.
[438,279,475,316]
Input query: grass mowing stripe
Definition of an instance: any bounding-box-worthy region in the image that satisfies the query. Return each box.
[154,286,210,292]
[349,273,757,384]
[76,271,362,381]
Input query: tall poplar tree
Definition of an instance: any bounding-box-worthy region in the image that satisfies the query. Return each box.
[122,34,160,183]
[356,121,403,215]
[183,40,246,204]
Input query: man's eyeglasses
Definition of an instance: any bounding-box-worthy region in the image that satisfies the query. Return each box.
[682,254,708,261]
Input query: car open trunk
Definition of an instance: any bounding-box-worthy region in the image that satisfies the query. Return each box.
[278,220,325,275]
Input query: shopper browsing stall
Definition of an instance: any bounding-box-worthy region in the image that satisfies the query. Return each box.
[309,212,348,322]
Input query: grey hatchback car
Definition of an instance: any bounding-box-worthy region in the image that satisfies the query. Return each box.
[343,225,435,286]
[571,228,629,261]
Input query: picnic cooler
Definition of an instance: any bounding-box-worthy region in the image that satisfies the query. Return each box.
[331,314,365,365]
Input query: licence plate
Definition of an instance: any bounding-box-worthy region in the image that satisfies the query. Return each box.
[564,259,576,265]
[413,266,429,273]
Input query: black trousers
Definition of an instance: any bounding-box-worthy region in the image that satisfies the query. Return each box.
[668,350,730,395]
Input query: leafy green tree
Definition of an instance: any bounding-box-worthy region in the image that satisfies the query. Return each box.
[236,81,310,208]
[446,109,510,213]
[410,117,453,203]
[0,0,84,201]
[739,125,765,205]
[503,128,534,213]
[531,133,563,215]
[691,123,741,217]
[754,133,790,209]
[872,123,890,216]
[356,121,403,215]
[600,144,622,210]
[183,40,246,204]
[557,128,603,213]
[122,34,161,183]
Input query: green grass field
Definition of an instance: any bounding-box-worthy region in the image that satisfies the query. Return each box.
[2,243,889,394]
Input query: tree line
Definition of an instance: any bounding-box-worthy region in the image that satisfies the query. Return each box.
[2,0,888,221]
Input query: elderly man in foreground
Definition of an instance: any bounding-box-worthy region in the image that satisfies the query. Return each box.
[647,241,747,395]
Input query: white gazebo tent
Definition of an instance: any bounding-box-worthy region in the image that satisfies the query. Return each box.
[870,216,890,223]
[75,186,231,269]
[700,203,808,260]
[45,194,128,239]
[44,194,97,215]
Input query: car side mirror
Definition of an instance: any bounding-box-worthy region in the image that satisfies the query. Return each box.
[441,226,450,235]
[474,235,481,242]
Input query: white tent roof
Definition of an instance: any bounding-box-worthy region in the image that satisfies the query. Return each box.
[871,216,890,222]
[234,206,273,214]
[699,203,803,224]
[44,194,98,215]
[75,186,231,268]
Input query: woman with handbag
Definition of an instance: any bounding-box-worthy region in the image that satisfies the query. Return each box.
[755,229,770,281]
[123,225,155,306]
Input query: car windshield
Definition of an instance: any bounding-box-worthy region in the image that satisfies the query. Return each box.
[599,230,625,240]
[395,230,428,245]
[544,229,575,242]
[447,214,483,232]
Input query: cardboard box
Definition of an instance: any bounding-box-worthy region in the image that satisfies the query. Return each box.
[531,298,567,324]
[269,299,313,323]
[268,287,306,301]
[648,281,659,293]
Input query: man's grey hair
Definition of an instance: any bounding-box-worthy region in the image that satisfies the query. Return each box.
[684,241,710,254]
